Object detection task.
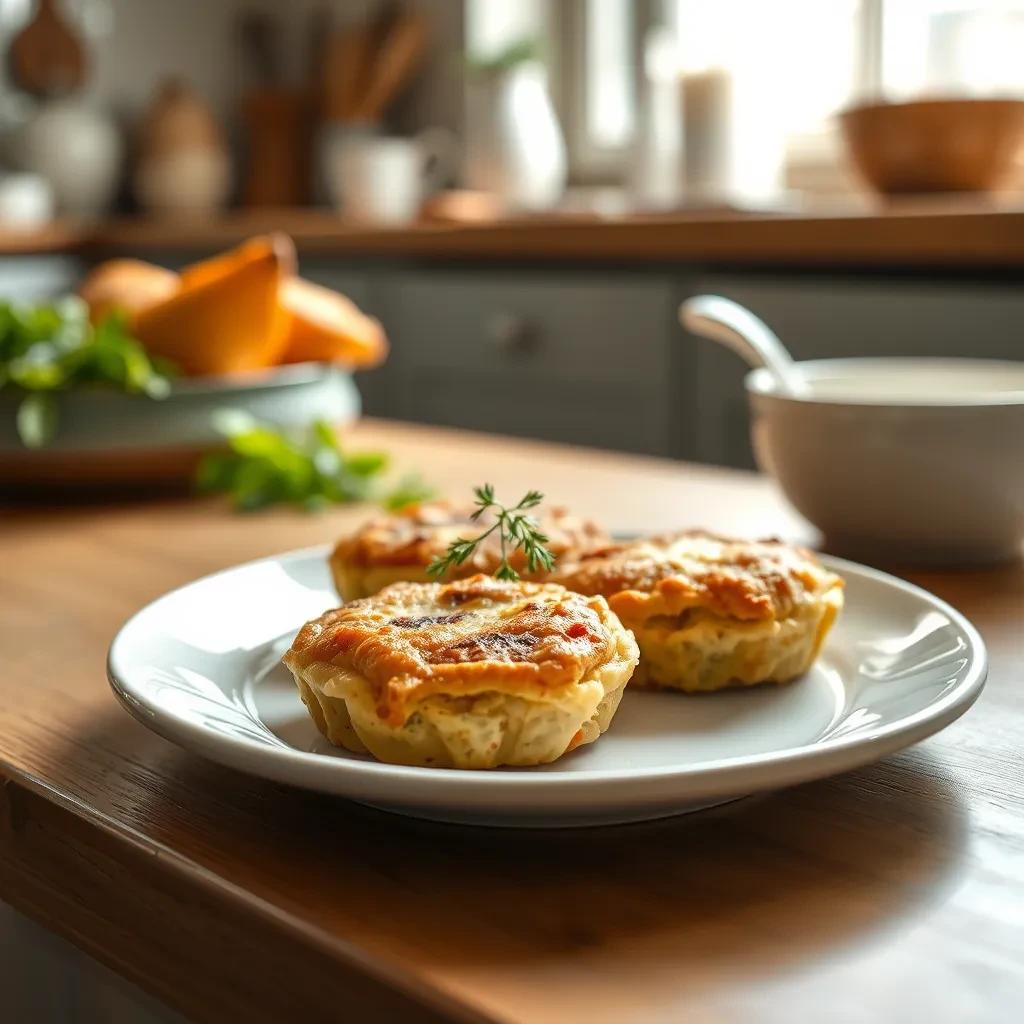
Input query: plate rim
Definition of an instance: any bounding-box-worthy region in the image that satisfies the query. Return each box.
[107,544,988,794]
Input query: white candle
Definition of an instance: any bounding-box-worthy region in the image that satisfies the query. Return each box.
[681,68,732,203]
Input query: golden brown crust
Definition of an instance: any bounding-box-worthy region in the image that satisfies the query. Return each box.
[552,530,843,692]
[284,575,626,726]
[331,500,608,579]
[553,529,841,623]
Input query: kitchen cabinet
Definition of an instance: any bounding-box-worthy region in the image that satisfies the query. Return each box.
[0,256,83,301]
[46,247,1024,468]
[371,269,682,455]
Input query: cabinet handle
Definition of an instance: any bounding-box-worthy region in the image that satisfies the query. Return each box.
[485,312,541,357]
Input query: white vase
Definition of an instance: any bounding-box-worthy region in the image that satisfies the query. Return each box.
[464,61,566,211]
[20,100,122,216]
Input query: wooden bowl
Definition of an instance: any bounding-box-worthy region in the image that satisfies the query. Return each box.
[839,98,1024,194]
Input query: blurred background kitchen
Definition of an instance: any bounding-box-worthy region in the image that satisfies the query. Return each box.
[2,0,1024,481]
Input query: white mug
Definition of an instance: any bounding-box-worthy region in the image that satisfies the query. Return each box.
[327,130,453,224]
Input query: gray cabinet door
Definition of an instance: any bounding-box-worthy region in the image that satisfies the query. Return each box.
[0,256,83,301]
[687,274,1024,468]
[294,261,375,307]
[380,270,680,455]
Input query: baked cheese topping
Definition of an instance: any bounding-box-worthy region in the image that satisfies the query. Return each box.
[332,500,608,576]
[553,530,842,623]
[284,575,628,726]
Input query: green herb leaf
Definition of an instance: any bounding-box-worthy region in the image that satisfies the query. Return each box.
[345,450,390,477]
[194,451,237,494]
[466,38,542,74]
[426,484,556,582]
[0,299,174,447]
[384,474,437,512]
[16,391,58,448]
[196,413,427,514]
[312,419,342,452]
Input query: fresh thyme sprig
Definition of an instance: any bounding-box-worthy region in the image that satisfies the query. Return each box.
[426,484,556,582]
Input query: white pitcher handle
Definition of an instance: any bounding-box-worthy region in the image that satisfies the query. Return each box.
[416,127,458,195]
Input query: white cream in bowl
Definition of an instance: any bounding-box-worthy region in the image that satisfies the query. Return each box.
[746,359,1024,564]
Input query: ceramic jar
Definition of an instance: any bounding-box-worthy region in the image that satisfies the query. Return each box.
[134,79,231,216]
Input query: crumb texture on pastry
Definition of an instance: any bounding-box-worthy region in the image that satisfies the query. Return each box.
[554,531,844,692]
[283,575,638,768]
[330,500,608,599]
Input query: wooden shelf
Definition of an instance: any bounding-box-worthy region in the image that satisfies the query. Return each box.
[6,204,1024,265]
[0,219,89,254]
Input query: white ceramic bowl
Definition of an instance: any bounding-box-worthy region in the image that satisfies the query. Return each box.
[747,358,1024,565]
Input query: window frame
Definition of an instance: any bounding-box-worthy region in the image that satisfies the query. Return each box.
[551,0,654,184]
[559,0,885,186]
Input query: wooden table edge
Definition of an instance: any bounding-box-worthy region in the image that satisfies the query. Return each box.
[0,760,495,1024]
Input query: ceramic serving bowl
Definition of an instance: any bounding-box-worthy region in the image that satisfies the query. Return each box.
[747,358,1024,565]
[0,362,360,489]
[839,97,1024,194]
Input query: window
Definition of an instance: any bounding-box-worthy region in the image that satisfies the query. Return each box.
[464,0,546,61]
[671,0,864,198]
[558,0,641,180]
[882,0,1024,97]
[567,0,1024,189]
[466,0,1024,190]
[672,0,863,142]
[583,0,635,149]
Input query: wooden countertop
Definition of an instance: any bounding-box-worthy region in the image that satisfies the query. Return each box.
[7,203,1024,265]
[1,419,1022,1023]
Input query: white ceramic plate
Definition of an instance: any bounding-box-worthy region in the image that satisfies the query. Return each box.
[108,547,986,827]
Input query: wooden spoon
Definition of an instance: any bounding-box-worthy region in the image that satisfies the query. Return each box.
[322,24,371,121]
[10,0,87,98]
[353,8,428,122]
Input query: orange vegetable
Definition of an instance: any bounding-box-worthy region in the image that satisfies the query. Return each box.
[278,276,388,369]
[178,233,292,291]
[134,234,295,376]
[75,234,387,378]
[78,259,179,324]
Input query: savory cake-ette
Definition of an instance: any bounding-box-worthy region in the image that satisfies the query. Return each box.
[282,574,639,769]
[553,530,843,692]
[330,499,608,600]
